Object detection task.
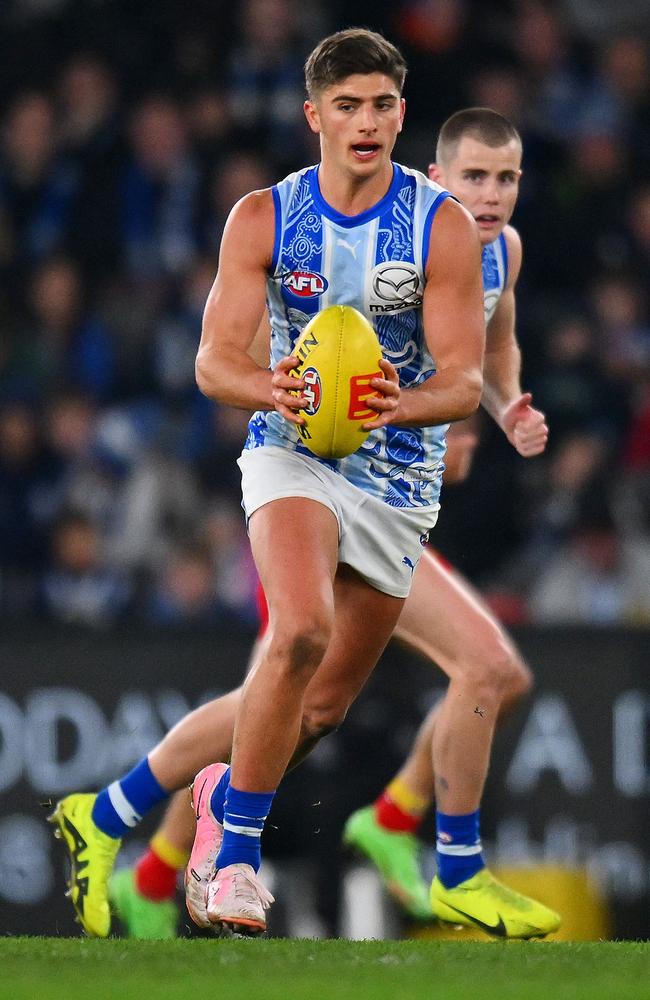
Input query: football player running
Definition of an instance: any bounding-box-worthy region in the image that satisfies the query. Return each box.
[50,28,486,939]
[49,88,558,940]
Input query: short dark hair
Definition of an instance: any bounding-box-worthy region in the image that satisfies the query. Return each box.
[305,28,407,100]
[436,107,522,165]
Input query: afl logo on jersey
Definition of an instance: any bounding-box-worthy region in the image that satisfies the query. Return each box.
[369,263,422,313]
[302,367,322,414]
[283,271,329,297]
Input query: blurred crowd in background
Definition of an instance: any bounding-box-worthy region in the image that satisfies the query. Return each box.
[1,0,650,630]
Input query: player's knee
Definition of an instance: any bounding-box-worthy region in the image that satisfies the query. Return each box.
[301,701,347,739]
[268,618,331,680]
[463,636,529,704]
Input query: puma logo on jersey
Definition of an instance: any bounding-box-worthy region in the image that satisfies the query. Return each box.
[337,238,361,259]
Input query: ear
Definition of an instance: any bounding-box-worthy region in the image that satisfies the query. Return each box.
[304,100,321,135]
[428,162,443,183]
[397,97,405,133]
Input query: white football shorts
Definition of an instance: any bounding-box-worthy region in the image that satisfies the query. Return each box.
[238,445,439,598]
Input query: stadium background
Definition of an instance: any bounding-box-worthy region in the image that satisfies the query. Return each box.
[0,0,648,939]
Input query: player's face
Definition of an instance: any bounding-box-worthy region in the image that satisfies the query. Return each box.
[304,73,405,180]
[430,136,522,245]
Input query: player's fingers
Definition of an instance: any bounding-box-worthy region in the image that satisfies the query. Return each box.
[369,376,399,398]
[516,418,548,439]
[273,375,305,393]
[514,429,548,456]
[364,393,398,413]
[274,400,306,425]
[272,387,309,411]
[274,355,300,373]
[361,413,392,430]
[378,357,399,383]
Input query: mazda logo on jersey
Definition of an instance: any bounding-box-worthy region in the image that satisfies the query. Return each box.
[283,271,329,297]
[370,263,422,313]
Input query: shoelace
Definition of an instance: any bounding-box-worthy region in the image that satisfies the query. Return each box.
[230,868,275,910]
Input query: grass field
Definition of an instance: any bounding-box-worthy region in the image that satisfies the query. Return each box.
[1,938,648,1000]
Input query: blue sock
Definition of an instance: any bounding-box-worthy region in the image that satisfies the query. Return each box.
[216,785,275,873]
[92,758,168,838]
[210,766,231,823]
[436,809,485,889]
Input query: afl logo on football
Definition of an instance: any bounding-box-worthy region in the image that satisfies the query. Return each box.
[283,271,329,297]
[370,263,422,313]
[302,367,322,414]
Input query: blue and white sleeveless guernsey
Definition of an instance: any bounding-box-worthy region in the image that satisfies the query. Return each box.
[243,162,454,510]
[481,230,508,325]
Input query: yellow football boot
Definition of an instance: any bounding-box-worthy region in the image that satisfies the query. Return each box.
[431,868,562,939]
[49,793,121,937]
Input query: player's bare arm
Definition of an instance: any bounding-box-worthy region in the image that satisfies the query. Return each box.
[481,226,548,457]
[196,190,309,417]
[393,198,484,427]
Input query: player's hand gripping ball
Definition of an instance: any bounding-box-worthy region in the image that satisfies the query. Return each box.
[290,305,383,459]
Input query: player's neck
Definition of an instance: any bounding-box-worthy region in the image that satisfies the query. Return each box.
[316,161,394,217]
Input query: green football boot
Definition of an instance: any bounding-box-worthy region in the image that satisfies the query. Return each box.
[343,805,432,919]
[109,867,178,939]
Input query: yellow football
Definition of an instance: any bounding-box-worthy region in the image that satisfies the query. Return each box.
[290,305,383,460]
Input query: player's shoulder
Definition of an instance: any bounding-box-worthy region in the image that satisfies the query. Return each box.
[501,224,522,285]
[502,223,522,257]
[225,187,276,241]
[229,186,275,225]
[222,187,276,265]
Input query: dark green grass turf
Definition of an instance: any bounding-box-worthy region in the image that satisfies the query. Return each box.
[1,938,648,1000]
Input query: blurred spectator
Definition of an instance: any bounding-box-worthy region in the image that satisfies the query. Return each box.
[88,406,203,574]
[392,0,474,125]
[616,183,650,287]
[528,497,650,625]
[58,53,124,276]
[197,500,259,622]
[146,540,231,626]
[0,401,51,610]
[524,127,629,290]
[0,93,79,284]
[531,313,629,442]
[151,256,215,407]
[227,0,310,169]
[199,151,273,254]
[185,87,233,172]
[589,271,650,382]
[122,96,200,279]
[40,509,133,627]
[11,256,118,401]
[510,0,588,142]
[501,430,611,595]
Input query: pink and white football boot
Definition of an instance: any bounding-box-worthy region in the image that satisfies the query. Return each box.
[206,863,274,937]
[184,762,230,928]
